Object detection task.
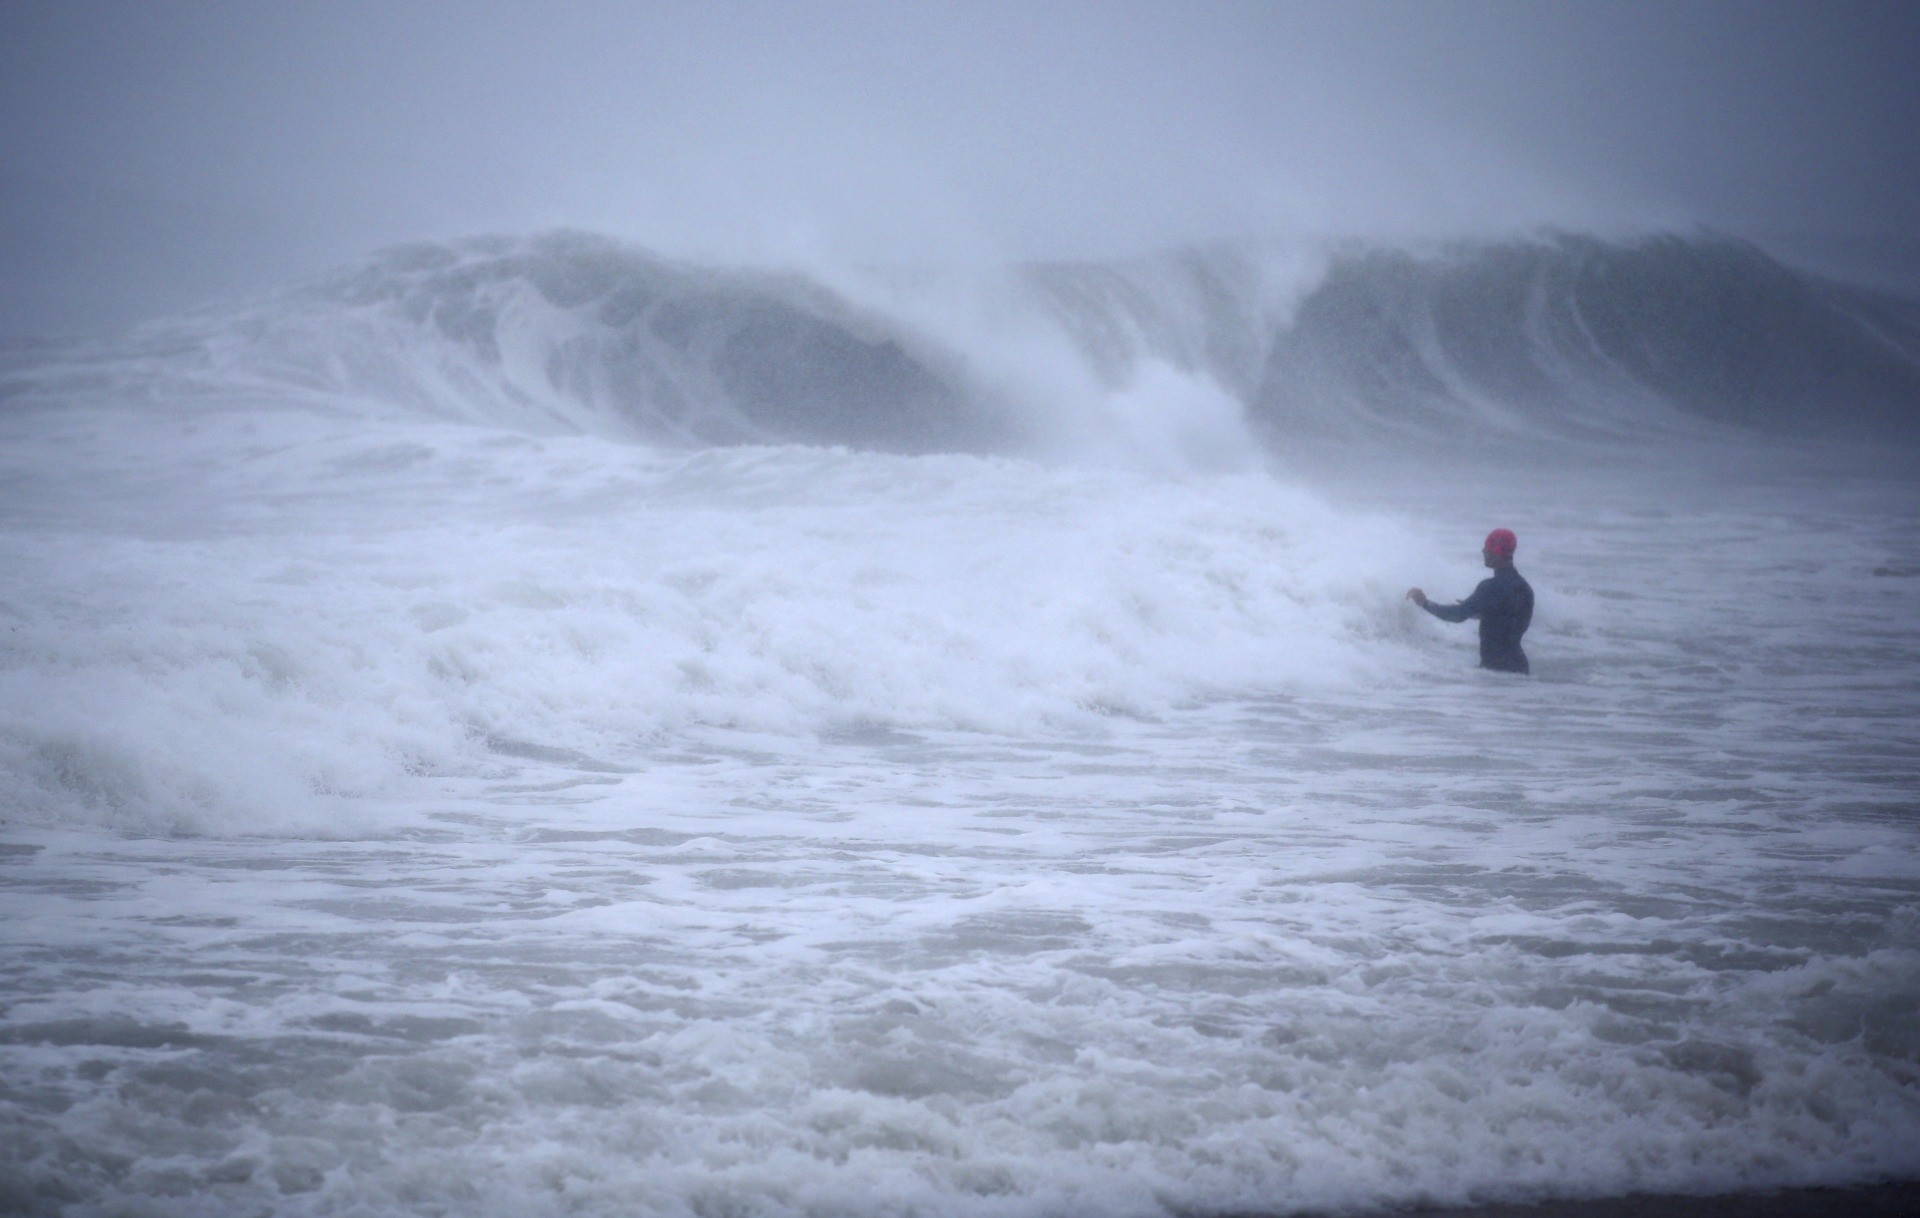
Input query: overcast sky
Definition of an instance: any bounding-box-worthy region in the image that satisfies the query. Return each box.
[3,0,1917,333]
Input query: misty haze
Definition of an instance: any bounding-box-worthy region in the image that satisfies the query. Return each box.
[2,4,1917,1217]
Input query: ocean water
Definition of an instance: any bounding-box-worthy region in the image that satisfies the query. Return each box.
[2,234,1918,1216]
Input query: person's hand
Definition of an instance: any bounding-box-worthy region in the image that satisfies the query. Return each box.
[1406,588,1427,606]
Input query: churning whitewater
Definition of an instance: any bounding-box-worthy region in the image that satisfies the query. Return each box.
[1,231,1918,1217]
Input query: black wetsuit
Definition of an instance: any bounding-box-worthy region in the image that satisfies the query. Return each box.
[1422,565,1533,674]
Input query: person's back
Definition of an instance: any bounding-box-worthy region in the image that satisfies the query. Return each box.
[1406,528,1534,674]
[1454,563,1533,673]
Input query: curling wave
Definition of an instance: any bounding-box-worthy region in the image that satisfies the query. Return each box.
[1253,234,1920,441]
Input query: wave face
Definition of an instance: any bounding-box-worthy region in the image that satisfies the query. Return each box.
[1253,234,1920,441]
[298,233,1017,452]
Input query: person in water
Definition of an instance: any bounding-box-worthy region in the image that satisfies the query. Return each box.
[1407,528,1534,674]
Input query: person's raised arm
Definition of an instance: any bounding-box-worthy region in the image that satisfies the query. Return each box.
[1416,579,1490,623]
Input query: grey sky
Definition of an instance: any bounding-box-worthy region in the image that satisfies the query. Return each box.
[4,0,1917,334]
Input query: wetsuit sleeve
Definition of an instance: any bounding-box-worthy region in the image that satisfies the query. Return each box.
[1421,578,1492,624]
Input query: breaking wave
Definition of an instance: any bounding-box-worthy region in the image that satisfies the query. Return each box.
[7,230,1916,454]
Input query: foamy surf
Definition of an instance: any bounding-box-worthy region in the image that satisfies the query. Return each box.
[1,231,1917,1216]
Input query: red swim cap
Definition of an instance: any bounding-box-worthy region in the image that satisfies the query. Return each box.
[1484,528,1517,558]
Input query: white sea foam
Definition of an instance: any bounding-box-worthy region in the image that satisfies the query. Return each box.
[0,394,1435,837]
[2,235,1918,1216]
